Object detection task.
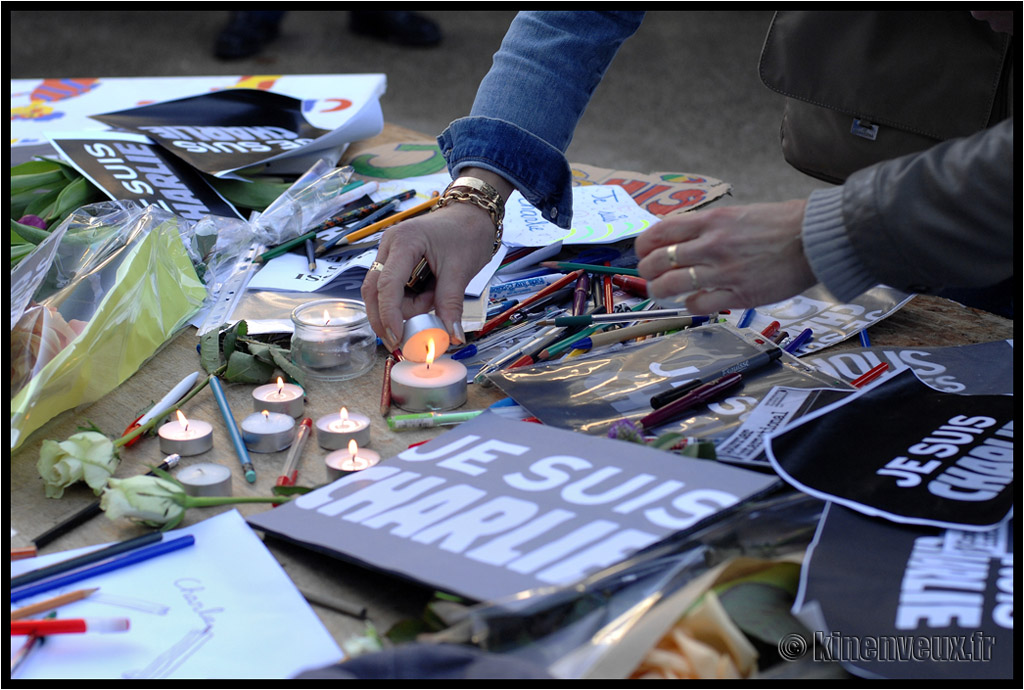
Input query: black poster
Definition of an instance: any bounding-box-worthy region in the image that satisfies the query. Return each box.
[48,132,243,220]
[767,370,1014,530]
[91,89,329,177]
[793,504,1013,680]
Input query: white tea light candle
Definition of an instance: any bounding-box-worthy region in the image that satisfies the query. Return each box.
[391,317,467,412]
[241,409,296,453]
[175,462,233,497]
[252,377,304,417]
[158,411,213,456]
[316,407,371,450]
[325,440,381,481]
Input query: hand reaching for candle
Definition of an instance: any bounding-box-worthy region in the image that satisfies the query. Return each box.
[634,199,818,314]
[362,168,514,352]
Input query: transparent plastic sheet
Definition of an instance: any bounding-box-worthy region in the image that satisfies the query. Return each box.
[247,160,355,246]
[195,161,358,335]
[420,487,825,679]
[10,201,208,449]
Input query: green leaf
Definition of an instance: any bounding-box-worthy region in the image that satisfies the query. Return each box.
[208,177,292,212]
[224,350,275,384]
[268,346,306,388]
[10,167,67,194]
[49,176,102,224]
[199,328,225,373]
[271,484,315,496]
[23,186,62,220]
[11,219,51,245]
[222,320,247,362]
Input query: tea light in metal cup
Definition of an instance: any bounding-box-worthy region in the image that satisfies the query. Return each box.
[290,298,376,381]
[316,407,371,450]
[252,377,305,418]
[158,411,214,456]
[391,314,467,412]
[175,462,233,497]
[325,440,381,481]
[241,409,296,453]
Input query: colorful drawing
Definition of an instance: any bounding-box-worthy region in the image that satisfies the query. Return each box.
[11,78,100,122]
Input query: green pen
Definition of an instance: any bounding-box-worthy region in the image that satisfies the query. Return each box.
[386,410,485,430]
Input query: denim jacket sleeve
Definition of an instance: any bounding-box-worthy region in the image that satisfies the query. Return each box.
[437,11,645,228]
[802,118,1014,301]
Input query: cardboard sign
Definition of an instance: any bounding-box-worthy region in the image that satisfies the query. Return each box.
[247,414,779,603]
[47,131,243,220]
[767,370,1015,531]
[793,504,1013,679]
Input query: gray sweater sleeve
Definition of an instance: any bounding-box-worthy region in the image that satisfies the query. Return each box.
[802,118,1014,301]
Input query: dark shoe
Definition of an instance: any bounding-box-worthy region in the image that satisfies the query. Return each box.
[350,11,442,47]
[214,11,286,60]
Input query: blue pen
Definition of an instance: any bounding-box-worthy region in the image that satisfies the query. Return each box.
[859,329,872,347]
[738,308,756,329]
[11,536,196,604]
[486,299,519,318]
[784,328,814,354]
[208,376,256,483]
[452,344,477,361]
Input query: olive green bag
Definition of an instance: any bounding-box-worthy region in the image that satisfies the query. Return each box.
[759,11,1013,184]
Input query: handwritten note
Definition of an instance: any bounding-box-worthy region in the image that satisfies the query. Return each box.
[10,510,342,679]
[503,185,661,248]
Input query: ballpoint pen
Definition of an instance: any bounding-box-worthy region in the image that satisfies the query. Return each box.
[475,269,583,338]
[121,372,200,445]
[276,418,312,487]
[783,327,814,354]
[304,238,317,272]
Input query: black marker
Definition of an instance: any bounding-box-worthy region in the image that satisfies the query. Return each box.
[649,346,784,409]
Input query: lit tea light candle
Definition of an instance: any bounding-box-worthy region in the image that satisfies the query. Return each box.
[240,409,296,453]
[390,314,467,412]
[316,406,371,450]
[252,377,305,418]
[158,410,214,456]
[325,439,381,481]
[290,299,376,381]
[175,462,232,497]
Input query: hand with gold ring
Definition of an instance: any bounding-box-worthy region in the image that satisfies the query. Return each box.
[634,200,816,313]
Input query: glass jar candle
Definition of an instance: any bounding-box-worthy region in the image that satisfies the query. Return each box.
[290,298,376,381]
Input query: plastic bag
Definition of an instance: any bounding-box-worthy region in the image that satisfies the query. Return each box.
[420,488,824,679]
[10,200,208,449]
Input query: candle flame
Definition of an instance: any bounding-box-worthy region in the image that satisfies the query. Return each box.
[176,410,189,431]
[425,337,436,368]
[276,376,285,395]
[349,439,358,460]
[323,309,331,326]
[340,407,349,422]
[262,409,270,420]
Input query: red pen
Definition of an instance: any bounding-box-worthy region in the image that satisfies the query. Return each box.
[611,274,648,298]
[639,372,744,429]
[276,418,313,487]
[851,362,889,388]
[12,618,130,636]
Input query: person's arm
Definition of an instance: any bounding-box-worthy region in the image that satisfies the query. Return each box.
[805,118,1014,300]
[363,11,644,350]
[636,120,1014,312]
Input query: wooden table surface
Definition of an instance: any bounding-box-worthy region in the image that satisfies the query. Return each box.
[9,123,1015,660]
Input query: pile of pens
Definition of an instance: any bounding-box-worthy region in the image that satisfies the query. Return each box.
[449,249,719,384]
[254,184,438,269]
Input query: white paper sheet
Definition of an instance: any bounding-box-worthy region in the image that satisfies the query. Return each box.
[502,185,661,248]
[10,510,343,680]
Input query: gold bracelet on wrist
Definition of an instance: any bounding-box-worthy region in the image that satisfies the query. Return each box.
[406,177,506,293]
[431,176,505,255]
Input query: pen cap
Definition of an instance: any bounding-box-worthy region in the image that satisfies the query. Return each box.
[400,313,450,363]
